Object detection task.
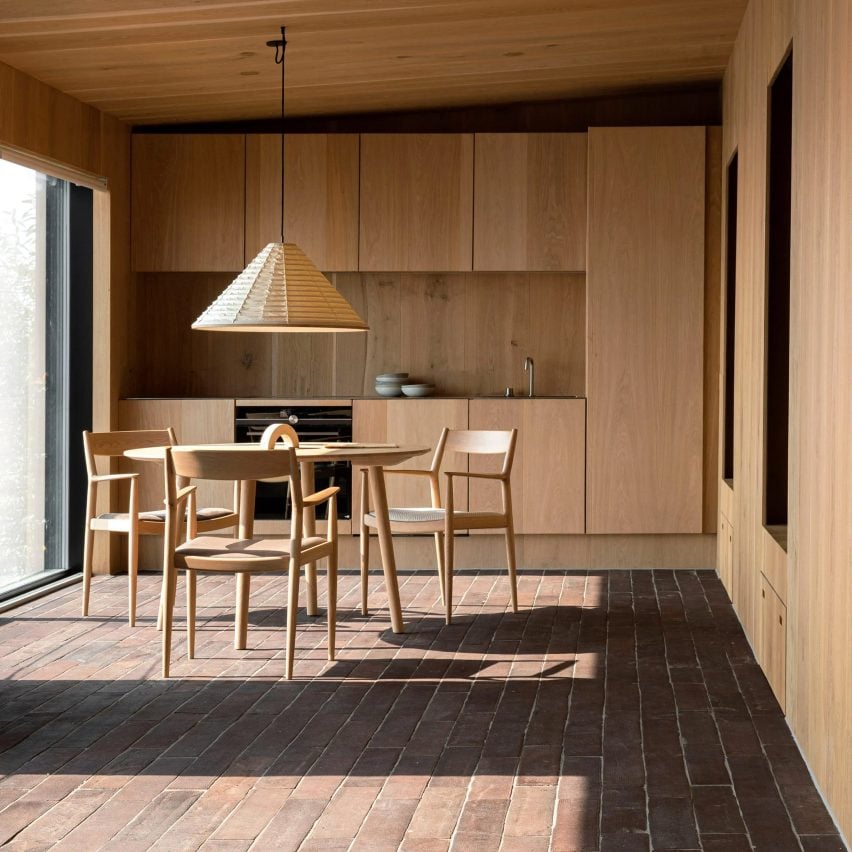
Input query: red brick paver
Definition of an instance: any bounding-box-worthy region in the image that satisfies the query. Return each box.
[0,568,843,850]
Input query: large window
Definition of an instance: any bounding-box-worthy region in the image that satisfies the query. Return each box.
[0,158,91,598]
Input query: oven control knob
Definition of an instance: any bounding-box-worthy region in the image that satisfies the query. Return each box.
[287,414,299,425]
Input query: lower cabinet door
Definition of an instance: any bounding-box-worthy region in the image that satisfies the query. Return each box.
[353,399,469,528]
[469,398,585,534]
[759,574,787,712]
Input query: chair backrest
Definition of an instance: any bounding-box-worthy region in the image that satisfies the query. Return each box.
[260,423,300,448]
[435,428,518,477]
[258,423,299,484]
[170,447,296,483]
[83,428,176,477]
[164,446,303,543]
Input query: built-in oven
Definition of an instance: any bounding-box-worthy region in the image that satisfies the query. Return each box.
[234,404,352,521]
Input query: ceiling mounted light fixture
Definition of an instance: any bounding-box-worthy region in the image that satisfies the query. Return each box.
[193,27,368,333]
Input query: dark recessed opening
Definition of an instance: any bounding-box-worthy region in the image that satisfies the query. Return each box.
[723,152,738,484]
[764,50,792,529]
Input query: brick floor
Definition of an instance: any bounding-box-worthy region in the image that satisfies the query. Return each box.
[0,568,845,851]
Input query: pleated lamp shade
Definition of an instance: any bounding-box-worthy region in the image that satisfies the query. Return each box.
[192,242,368,332]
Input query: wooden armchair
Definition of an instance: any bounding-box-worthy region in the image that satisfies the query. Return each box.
[160,442,338,679]
[360,428,519,624]
[82,428,238,625]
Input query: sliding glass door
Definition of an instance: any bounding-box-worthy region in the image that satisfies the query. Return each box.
[0,158,89,598]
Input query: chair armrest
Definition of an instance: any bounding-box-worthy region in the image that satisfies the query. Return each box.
[444,471,508,481]
[176,485,197,503]
[384,468,434,478]
[303,486,340,507]
[92,472,139,483]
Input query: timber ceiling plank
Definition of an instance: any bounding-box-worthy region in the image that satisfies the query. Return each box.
[0,0,748,124]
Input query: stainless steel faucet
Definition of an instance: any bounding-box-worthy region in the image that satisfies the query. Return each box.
[524,356,535,398]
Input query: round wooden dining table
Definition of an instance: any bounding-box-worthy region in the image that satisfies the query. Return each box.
[125,442,429,634]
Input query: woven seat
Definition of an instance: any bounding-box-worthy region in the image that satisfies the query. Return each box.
[176,534,326,564]
[98,506,234,523]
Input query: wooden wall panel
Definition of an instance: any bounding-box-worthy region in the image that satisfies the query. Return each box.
[473,133,587,271]
[359,134,473,271]
[245,134,360,270]
[285,134,359,271]
[0,61,101,174]
[330,272,585,399]
[134,273,333,398]
[721,0,852,836]
[131,134,245,272]
[586,126,706,534]
[244,134,282,263]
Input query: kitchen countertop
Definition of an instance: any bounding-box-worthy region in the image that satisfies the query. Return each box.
[123,395,587,401]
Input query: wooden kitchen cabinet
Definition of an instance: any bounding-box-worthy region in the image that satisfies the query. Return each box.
[468,399,585,534]
[759,574,787,711]
[586,126,706,533]
[359,134,474,271]
[132,134,245,271]
[117,398,236,567]
[473,133,587,271]
[245,134,359,269]
[353,399,469,522]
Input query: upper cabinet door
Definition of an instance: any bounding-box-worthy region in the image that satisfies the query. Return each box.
[474,133,587,271]
[359,134,474,271]
[132,134,245,272]
[245,134,360,270]
[586,126,706,534]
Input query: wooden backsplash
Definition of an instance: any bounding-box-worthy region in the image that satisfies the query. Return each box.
[132,271,585,398]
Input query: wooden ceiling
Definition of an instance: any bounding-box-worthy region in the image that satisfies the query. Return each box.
[0,1,748,126]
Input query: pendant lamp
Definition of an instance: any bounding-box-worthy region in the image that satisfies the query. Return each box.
[193,28,368,333]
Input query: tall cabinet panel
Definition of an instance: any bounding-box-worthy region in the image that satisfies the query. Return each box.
[245,134,360,269]
[586,127,706,533]
[131,134,245,272]
[473,133,587,271]
[359,134,473,271]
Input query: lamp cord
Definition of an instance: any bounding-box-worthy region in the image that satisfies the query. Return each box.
[267,26,287,244]
[278,27,287,244]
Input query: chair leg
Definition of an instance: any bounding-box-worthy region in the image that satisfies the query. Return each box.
[82,523,94,617]
[235,573,250,651]
[128,531,139,627]
[434,533,446,606]
[186,570,196,659]
[162,564,177,678]
[444,530,454,625]
[359,524,370,616]
[327,551,338,662]
[504,526,518,613]
[286,558,300,680]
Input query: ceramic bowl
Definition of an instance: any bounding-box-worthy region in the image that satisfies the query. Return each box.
[375,372,408,382]
[401,384,435,398]
[375,383,403,397]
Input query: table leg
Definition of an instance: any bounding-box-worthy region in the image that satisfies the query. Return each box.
[300,461,318,616]
[234,480,255,650]
[367,465,405,634]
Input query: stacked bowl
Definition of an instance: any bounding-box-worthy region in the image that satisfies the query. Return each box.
[375,372,408,396]
[401,382,435,397]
